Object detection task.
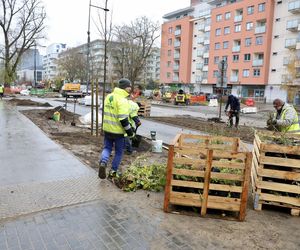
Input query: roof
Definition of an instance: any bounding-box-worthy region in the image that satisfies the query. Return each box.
[163,7,194,19]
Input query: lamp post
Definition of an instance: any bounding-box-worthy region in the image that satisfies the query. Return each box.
[218,59,228,120]
[34,41,37,88]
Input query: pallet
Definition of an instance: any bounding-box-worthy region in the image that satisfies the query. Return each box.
[251,132,300,216]
[164,134,252,221]
[137,101,151,117]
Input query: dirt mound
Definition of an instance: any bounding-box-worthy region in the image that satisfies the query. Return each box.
[8,98,52,107]
[44,106,79,121]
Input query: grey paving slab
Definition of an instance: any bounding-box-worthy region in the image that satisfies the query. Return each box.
[0,101,93,186]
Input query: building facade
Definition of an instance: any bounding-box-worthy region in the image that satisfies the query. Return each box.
[43,43,67,81]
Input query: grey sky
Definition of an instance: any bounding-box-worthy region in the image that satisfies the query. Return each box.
[43,0,190,48]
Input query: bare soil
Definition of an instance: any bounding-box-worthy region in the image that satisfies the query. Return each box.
[146,116,267,143]
[8,98,52,107]
[21,108,167,172]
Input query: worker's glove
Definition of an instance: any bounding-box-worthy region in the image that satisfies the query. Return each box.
[271,119,277,125]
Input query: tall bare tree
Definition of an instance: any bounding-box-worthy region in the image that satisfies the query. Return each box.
[112,16,160,87]
[57,49,87,82]
[0,0,46,85]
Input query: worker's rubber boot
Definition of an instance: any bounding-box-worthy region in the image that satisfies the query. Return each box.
[98,162,107,179]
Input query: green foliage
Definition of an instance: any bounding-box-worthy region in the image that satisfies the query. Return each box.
[117,163,166,192]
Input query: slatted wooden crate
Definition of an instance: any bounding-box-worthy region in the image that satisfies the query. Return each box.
[251,132,300,216]
[164,134,252,221]
[137,101,151,117]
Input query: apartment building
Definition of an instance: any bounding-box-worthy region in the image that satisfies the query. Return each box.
[207,0,275,99]
[160,7,194,92]
[268,0,300,104]
[43,43,67,80]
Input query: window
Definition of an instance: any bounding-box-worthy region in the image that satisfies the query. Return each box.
[213,70,219,78]
[253,69,261,77]
[168,50,171,56]
[215,28,221,36]
[167,61,171,67]
[222,56,228,62]
[224,26,230,35]
[244,54,251,61]
[202,71,208,78]
[168,39,172,45]
[258,3,265,12]
[225,12,231,20]
[247,6,254,15]
[246,22,253,31]
[256,36,263,45]
[167,72,171,78]
[216,14,222,22]
[214,56,219,64]
[168,27,173,34]
[245,38,252,47]
[204,58,209,65]
[223,41,229,49]
[235,24,241,32]
[243,69,250,77]
[233,55,239,62]
[215,42,221,49]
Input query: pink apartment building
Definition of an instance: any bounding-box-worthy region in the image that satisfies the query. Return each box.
[160,10,194,86]
[207,0,275,98]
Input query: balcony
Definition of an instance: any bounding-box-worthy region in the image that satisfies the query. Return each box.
[197,50,204,57]
[253,59,264,66]
[285,38,297,49]
[234,15,243,22]
[173,65,179,71]
[204,25,211,32]
[174,29,181,36]
[204,39,210,45]
[197,37,204,44]
[287,19,299,31]
[288,1,300,13]
[232,46,240,52]
[173,76,179,82]
[174,53,180,59]
[196,63,203,70]
[174,41,181,47]
[203,52,209,58]
[255,26,266,34]
[230,76,239,82]
[195,76,202,83]
[198,24,205,31]
[281,74,293,83]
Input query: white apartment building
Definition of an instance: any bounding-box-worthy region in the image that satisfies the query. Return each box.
[141,47,161,84]
[43,43,67,81]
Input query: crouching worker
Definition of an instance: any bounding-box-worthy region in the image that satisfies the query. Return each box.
[98,79,135,179]
[125,100,142,154]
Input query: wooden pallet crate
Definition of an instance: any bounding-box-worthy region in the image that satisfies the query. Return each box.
[137,101,151,117]
[164,134,252,221]
[251,132,300,216]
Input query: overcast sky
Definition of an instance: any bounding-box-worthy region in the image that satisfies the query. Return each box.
[42,0,190,49]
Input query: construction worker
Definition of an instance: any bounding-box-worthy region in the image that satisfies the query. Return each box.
[98,78,135,179]
[224,94,240,128]
[268,98,300,134]
[131,84,143,100]
[0,84,4,99]
[125,100,142,154]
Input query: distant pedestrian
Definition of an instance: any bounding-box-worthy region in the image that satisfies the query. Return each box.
[98,79,135,179]
[125,100,141,154]
[0,84,4,99]
[268,98,300,134]
[224,94,240,128]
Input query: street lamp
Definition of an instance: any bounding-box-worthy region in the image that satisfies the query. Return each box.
[217,59,228,120]
[34,41,37,88]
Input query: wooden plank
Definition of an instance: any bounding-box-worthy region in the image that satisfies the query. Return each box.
[163,145,174,212]
[258,181,300,194]
[171,133,182,147]
[253,139,260,160]
[291,209,300,216]
[173,157,206,166]
[261,143,300,156]
[211,172,244,181]
[207,196,241,212]
[172,168,205,178]
[258,168,300,181]
[239,152,252,221]
[254,133,261,148]
[174,147,207,156]
[171,180,243,193]
[212,151,247,160]
[170,191,202,207]
[212,160,245,170]
[260,193,300,207]
[260,156,300,169]
[201,150,213,216]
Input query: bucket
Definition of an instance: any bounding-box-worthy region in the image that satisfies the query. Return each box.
[53,111,61,122]
[132,135,142,148]
[151,140,163,153]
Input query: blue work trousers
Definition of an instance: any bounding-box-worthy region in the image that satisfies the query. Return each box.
[100,136,125,171]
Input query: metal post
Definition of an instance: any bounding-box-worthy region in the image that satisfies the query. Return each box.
[87,0,91,96]
[218,61,224,120]
[34,41,37,88]
[91,79,94,135]
[96,78,99,136]
[101,0,108,134]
